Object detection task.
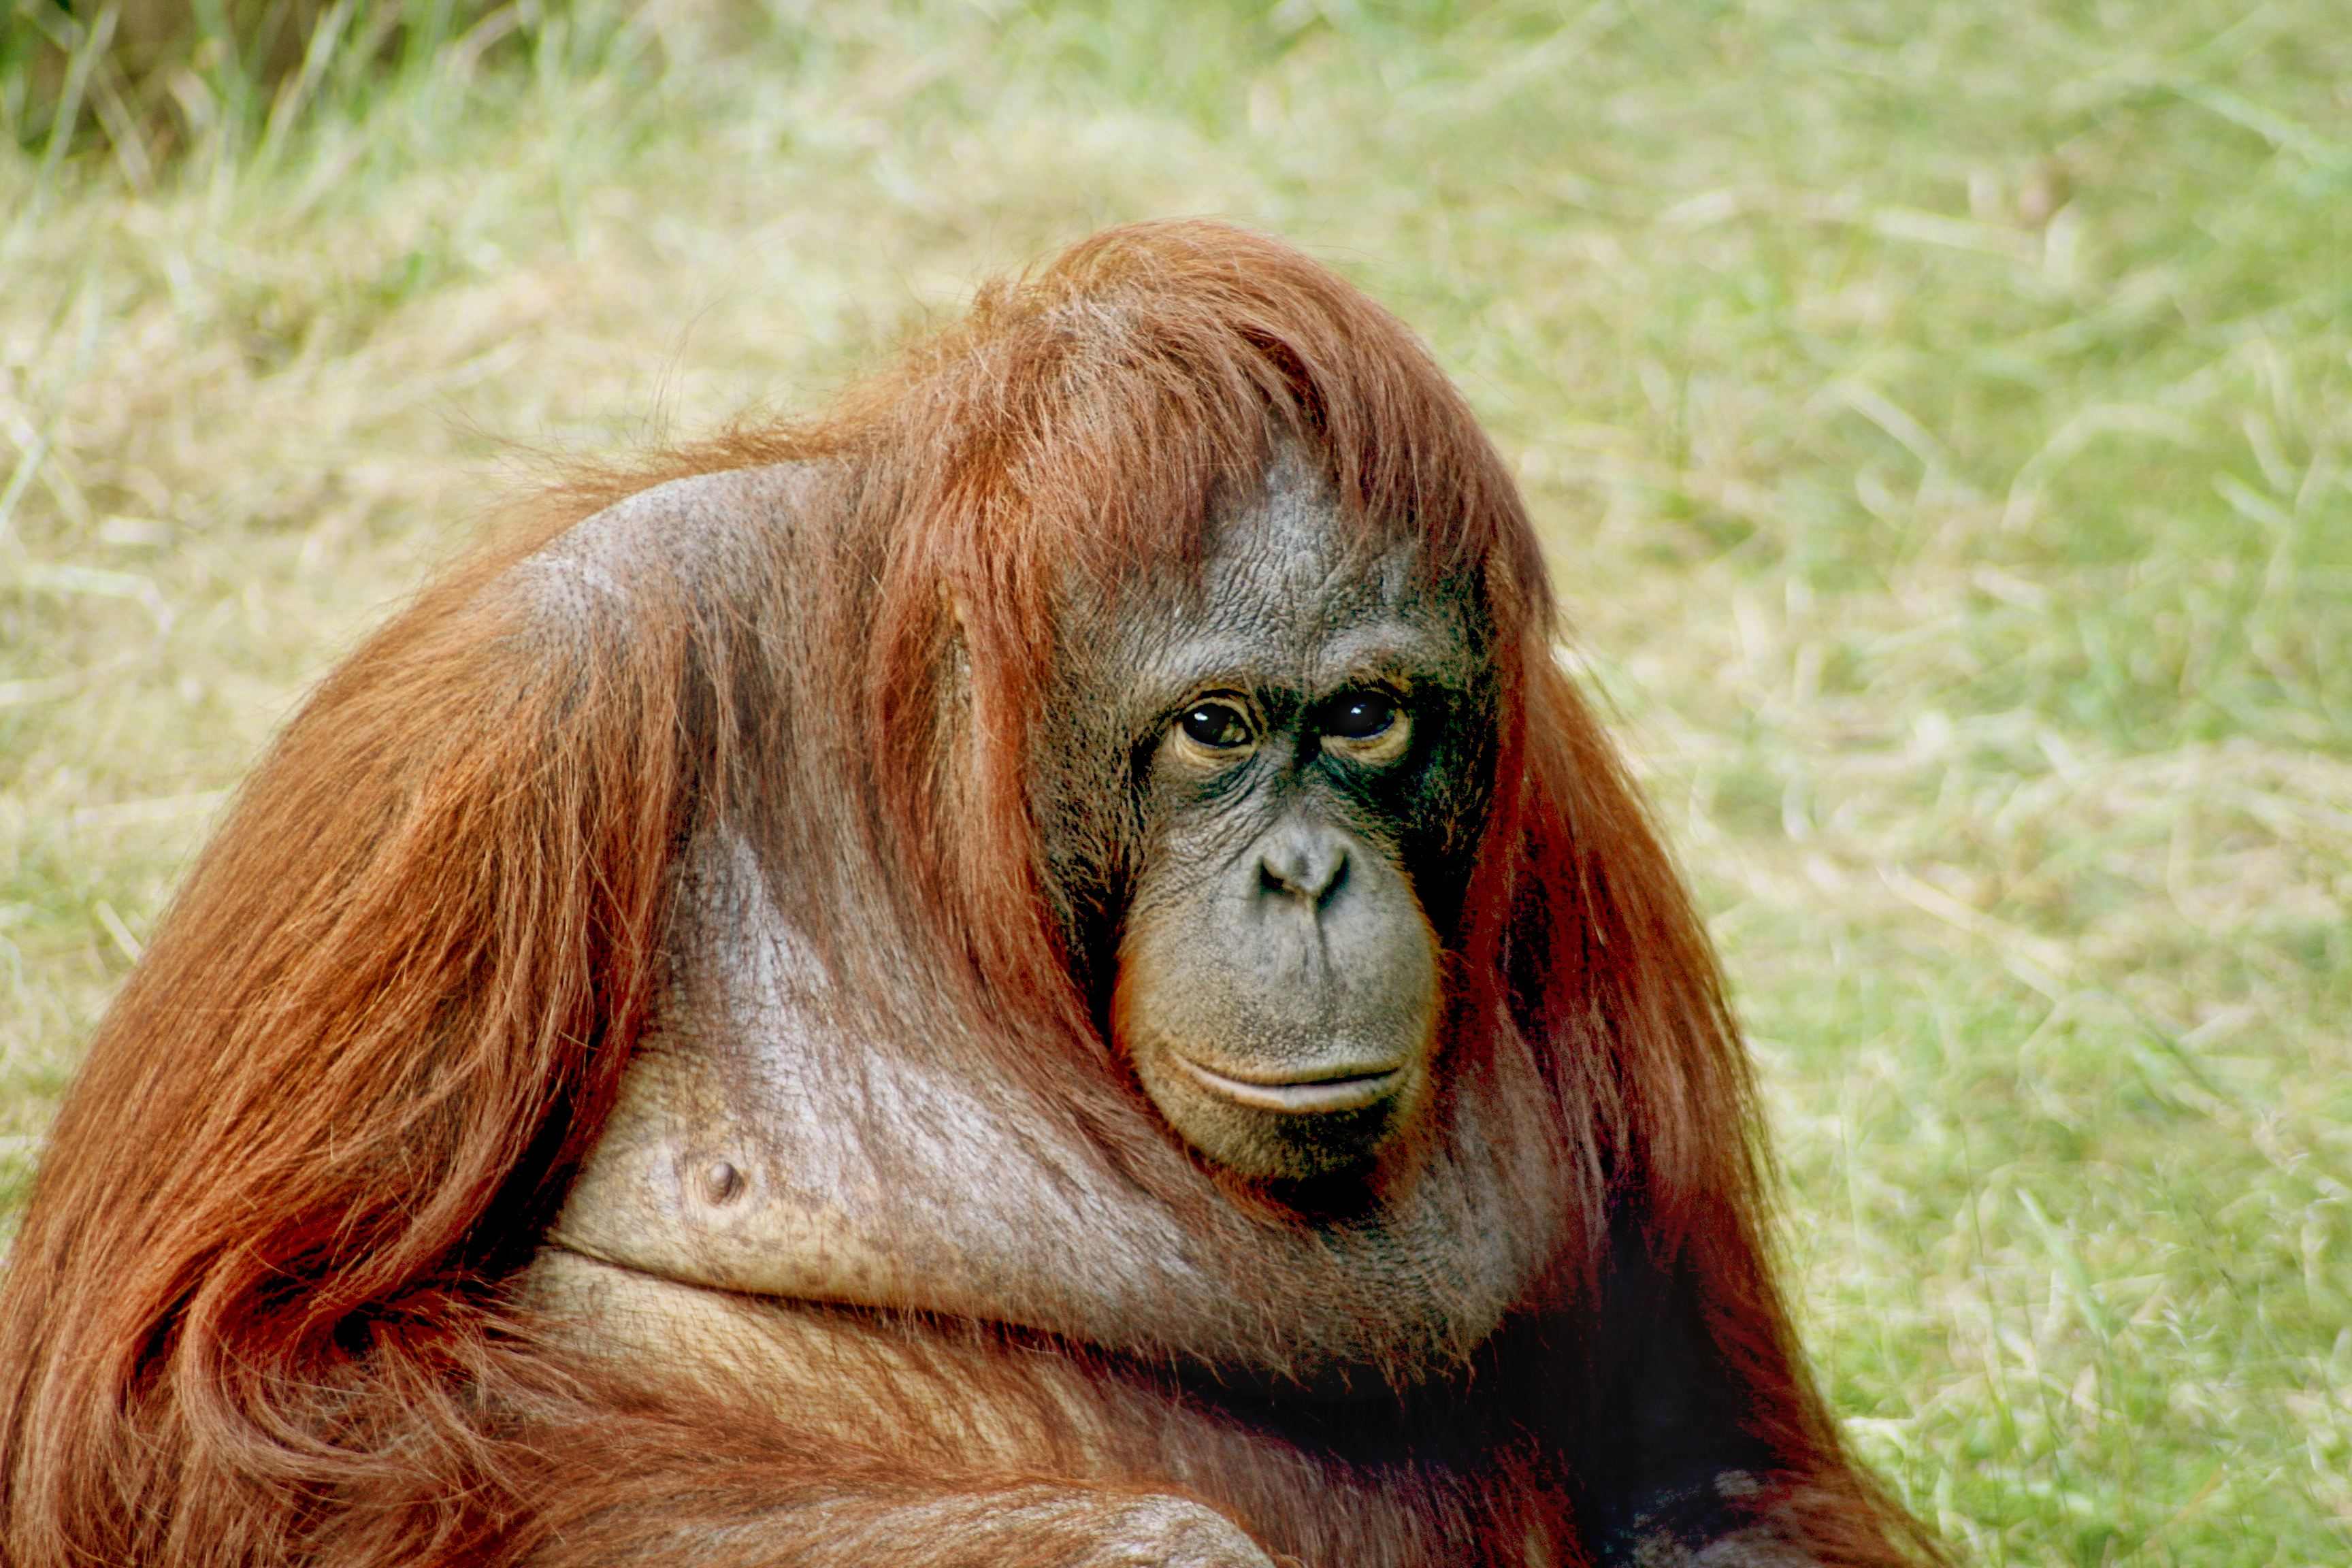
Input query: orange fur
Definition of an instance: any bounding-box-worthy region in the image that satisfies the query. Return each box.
[0,220,1929,1567]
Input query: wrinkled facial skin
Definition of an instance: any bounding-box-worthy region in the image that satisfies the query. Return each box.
[1043,460,1495,1181]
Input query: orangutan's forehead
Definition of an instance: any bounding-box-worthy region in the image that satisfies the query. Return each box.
[1065,455,1482,710]
[1197,446,1419,617]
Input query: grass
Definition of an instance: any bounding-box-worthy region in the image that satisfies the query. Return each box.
[2,1,2347,1563]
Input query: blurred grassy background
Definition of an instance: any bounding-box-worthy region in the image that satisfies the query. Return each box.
[2,1,2347,1563]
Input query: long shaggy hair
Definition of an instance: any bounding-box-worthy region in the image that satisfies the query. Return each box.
[0,220,1916,1568]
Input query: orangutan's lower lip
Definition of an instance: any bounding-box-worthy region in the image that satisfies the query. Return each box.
[1173,1057,1405,1114]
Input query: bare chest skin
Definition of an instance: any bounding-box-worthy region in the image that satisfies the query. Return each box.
[540,828,1571,1400]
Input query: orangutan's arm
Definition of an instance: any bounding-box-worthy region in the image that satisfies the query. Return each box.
[521,1478,1273,1568]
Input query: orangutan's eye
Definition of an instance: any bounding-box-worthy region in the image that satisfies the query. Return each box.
[1320,691,1411,765]
[1178,702,1254,750]
[1324,691,1397,740]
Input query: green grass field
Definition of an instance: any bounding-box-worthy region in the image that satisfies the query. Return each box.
[3,3,2347,1563]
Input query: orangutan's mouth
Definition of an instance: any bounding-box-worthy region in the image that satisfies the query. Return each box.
[1171,1056,1406,1115]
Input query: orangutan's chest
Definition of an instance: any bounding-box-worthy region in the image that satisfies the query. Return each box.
[542,832,1569,1391]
